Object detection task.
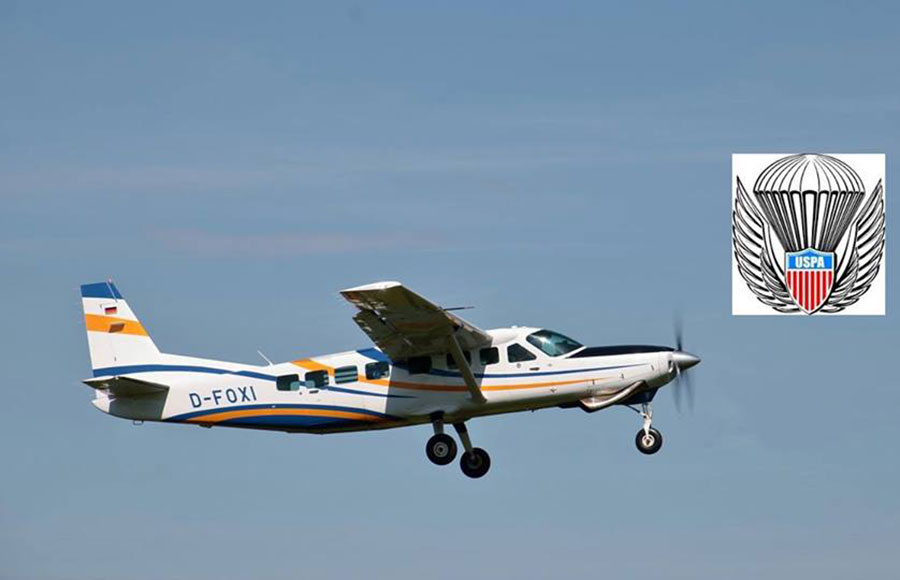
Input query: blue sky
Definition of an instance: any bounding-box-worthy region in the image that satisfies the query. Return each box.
[1,1,898,578]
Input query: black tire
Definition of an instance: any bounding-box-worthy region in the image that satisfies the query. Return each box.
[635,427,663,455]
[459,447,491,478]
[426,433,457,465]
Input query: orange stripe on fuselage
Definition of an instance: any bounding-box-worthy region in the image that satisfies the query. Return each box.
[364,376,596,392]
[292,359,333,373]
[185,407,384,423]
[84,314,148,337]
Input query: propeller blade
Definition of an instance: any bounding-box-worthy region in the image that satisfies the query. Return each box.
[684,369,694,411]
[673,362,683,412]
[674,313,683,352]
[671,314,696,413]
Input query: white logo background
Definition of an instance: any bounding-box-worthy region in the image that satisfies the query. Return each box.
[732,153,886,316]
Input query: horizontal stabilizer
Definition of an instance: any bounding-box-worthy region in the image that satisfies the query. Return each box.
[83,376,169,397]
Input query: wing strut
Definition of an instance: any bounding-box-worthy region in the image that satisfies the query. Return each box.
[446,334,486,404]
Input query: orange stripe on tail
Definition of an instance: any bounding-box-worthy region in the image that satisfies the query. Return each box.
[84,314,149,337]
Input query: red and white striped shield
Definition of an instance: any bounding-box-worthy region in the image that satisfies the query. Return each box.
[785,249,835,314]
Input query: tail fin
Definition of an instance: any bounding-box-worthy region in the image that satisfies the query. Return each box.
[80,281,161,372]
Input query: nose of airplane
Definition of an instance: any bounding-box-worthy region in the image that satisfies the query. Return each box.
[672,351,701,370]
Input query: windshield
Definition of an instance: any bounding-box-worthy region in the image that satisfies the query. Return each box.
[526,329,583,357]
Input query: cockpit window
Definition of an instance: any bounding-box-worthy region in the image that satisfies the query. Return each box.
[526,329,583,357]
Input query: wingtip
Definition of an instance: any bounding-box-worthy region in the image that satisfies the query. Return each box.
[341,280,403,293]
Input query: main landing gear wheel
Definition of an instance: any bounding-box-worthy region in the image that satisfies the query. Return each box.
[426,433,457,465]
[635,427,663,455]
[460,448,491,479]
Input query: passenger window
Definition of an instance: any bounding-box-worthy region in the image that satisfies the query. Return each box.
[276,374,301,391]
[507,343,537,362]
[365,361,390,380]
[407,356,432,375]
[334,366,358,384]
[479,347,499,365]
[445,351,472,369]
[304,370,328,389]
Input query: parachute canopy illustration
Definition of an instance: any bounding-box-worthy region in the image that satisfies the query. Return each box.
[752,154,866,253]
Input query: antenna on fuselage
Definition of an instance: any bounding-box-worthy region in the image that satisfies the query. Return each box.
[257,350,274,366]
[442,306,474,312]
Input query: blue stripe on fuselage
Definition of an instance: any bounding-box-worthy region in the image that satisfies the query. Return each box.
[416,363,644,379]
[92,364,410,398]
[94,360,646,383]
[93,364,277,381]
[324,385,412,398]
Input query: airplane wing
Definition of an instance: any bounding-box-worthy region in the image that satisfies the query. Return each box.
[340,281,490,402]
[83,375,169,397]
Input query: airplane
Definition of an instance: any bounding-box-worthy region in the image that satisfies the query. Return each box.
[79,280,701,478]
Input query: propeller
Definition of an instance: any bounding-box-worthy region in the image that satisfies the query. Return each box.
[672,315,699,412]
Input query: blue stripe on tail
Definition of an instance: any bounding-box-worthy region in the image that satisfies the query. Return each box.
[81,282,122,299]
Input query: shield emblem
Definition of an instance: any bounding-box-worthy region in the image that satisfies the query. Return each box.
[785,249,835,314]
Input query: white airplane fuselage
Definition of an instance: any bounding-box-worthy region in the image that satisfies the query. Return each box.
[91,327,677,433]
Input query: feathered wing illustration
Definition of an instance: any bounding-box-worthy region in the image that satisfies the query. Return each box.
[733,178,799,312]
[822,180,885,312]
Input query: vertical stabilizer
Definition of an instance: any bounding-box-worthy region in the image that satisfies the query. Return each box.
[80,281,161,372]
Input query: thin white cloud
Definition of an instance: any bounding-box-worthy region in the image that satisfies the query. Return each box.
[155,229,445,258]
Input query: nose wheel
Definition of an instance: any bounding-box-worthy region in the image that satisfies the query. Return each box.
[635,427,663,454]
[631,402,663,455]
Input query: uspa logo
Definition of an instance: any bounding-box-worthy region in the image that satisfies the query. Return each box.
[732,154,885,315]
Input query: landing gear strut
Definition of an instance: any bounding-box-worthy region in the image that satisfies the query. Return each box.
[631,402,663,455]
[454,422,490,478]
